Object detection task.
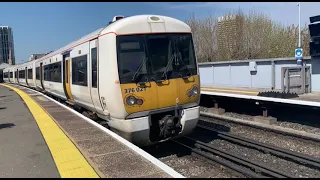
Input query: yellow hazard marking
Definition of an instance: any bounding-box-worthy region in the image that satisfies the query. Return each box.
[201,87,259,95]
[0,84,99,178]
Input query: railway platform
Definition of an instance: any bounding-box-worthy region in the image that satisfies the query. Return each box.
[201,86,320,108]
[0,83,183,178]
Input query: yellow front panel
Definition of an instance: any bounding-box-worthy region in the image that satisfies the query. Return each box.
[177,75,200,104]
[156,79,178,108]
[120,82,159,114]
[120,75,200,115]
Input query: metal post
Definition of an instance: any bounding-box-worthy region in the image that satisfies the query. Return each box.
[214,102,219,109]
[295,2,303,66]
[262,107,268,118]
[271,61,275,90]
[298,2,301,48]
[212,99,218,109]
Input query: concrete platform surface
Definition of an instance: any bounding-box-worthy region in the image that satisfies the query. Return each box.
[0,85,60,178]
[2,83,181,178]
[202,86,320,104]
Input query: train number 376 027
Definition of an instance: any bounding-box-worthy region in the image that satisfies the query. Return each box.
[124,87,146,94]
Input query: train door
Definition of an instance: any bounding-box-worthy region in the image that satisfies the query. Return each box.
[16,69,19,84]
[63,55,73,101]
[89,39,104,114]
[25,67,29,86]
[8,71,11,83]
[40,62,45,90]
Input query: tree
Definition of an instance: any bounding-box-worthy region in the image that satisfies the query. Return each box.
[185,9,311,62]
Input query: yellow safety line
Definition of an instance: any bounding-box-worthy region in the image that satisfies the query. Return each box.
[0,84,99,178]
[201,87,259,95]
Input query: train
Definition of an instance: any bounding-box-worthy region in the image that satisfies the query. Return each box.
[2,14,201,146]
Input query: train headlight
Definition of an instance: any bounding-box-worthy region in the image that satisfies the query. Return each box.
[126,96,136,106]
[192,86,199,95]
[126,96,144,106]
[187,86,199,97]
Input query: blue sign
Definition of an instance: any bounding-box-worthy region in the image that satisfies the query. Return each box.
[295,48,303,59]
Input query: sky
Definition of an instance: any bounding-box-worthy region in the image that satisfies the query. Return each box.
[0,2,319,64]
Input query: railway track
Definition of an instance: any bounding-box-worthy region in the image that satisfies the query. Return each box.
[169,124,320,178]
[200,112,320,143]
[196,124,320,169]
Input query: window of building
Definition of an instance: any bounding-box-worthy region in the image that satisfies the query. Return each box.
[72,55,87,86]
[91,48,97,88]
[10,72,13,78]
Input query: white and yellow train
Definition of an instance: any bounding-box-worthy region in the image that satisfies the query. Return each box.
[2,15,200,146]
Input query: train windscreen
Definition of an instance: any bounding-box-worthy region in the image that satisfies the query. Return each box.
[116,33,197,84]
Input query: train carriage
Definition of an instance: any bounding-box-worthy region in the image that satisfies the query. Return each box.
[3,14,201,146]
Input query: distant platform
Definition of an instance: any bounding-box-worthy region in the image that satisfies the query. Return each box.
[201,86,320,108]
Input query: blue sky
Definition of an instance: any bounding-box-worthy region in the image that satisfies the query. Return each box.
[1,2,319,64]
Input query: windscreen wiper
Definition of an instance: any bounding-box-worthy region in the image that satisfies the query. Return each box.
[162,53,177,81]
[176,56,193,79]
[132,57,149,83]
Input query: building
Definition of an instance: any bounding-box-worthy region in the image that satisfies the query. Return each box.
[0,26,15,65]
[29,53,49,61]
[217,15,243,52]
[29,51,53,61]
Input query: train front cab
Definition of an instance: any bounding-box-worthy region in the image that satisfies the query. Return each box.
[114,32,200,146]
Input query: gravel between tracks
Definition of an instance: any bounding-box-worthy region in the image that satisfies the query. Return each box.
[199,109,320,158]
[143,141,243,178]
[160,155,237,178]
[200,107,320,135]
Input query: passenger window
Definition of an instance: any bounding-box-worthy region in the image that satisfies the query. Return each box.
[72,55,88,86]
[50,64,54,81]
[28,69,32,79]
[36,67,40,80]
[91,48,97,88]
[43,62,61,82]
[44,65,49,81]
